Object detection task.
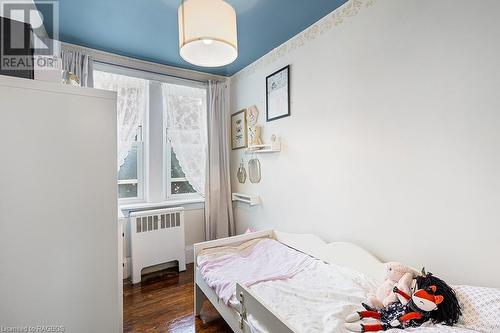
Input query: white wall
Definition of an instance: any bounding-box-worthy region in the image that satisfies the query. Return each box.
[230,0,500,288]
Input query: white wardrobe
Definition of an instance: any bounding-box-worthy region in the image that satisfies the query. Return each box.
[0,75,120,332]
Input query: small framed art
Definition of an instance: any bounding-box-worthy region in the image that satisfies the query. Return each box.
[231,109,247,150]
[266,65,290,122]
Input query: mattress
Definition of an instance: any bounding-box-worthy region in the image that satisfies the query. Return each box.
[197,238,482,333]
[246,260,480,333]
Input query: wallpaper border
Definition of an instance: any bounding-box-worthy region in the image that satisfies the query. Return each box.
[231,0,377,82]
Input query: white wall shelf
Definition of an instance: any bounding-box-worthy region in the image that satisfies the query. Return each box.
[232,193,261,206]
[245,137,281,154]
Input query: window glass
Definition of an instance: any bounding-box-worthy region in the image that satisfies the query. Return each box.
[118,144,138,180]
[118,143,140,199]
[171,181,196,195]
[170,148,196,195]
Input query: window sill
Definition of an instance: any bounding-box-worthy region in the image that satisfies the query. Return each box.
[119,197,205,212]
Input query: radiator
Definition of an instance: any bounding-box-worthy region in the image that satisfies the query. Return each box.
[129,207,186,284]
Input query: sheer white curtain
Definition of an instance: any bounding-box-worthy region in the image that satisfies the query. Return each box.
[94,71,148,170]
[161,83,207,194]
[205,80,235,240]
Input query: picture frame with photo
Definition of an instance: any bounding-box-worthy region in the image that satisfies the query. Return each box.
[266,65,290,122]
[231,109,248,150]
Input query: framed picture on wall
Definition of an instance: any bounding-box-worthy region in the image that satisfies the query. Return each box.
[266,65,290,122]
[231,109,247,150]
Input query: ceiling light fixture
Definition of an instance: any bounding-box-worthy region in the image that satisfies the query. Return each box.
[178,0,238,67]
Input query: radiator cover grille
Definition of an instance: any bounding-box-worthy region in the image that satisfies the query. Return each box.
[135,212,181,233]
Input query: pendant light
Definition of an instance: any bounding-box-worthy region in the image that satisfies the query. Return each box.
[178,0,238,67]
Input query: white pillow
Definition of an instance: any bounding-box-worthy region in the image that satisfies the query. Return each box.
[454,285,500,332]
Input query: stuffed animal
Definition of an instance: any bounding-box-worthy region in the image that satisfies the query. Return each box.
[394,272,416,306]
[366,262,418,309]
[345,270,461,332]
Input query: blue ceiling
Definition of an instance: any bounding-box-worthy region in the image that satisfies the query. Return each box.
[36,0,347,76]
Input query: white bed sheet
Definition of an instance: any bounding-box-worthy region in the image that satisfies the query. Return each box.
[197,238,480,333]
[245,260,479,333]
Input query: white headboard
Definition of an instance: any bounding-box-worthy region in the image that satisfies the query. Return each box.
[274,231,385,281]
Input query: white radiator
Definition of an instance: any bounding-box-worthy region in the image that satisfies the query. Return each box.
[129,207,186,284]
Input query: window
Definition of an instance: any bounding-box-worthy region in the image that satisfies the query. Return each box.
[94,64,206,205]
[94,68,148,202]
[162,83,207,200]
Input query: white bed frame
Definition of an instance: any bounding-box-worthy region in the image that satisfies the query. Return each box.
[193,230,385,333]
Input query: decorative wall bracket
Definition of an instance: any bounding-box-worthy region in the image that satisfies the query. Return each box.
[232,193,261,206]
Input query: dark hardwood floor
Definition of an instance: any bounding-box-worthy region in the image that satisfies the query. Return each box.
[124,263,232,333]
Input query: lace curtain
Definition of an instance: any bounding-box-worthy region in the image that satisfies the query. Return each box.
[94,71,148,170]
[161,83,207,195]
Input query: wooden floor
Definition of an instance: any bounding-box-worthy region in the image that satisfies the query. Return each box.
[123,263,232,333]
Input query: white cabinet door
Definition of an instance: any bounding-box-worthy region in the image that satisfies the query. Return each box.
[0,76,119,333]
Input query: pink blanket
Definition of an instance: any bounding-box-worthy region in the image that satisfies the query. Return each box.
[197,238,316,304]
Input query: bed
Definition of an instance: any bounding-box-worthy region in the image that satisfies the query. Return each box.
[193,230,498,333]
